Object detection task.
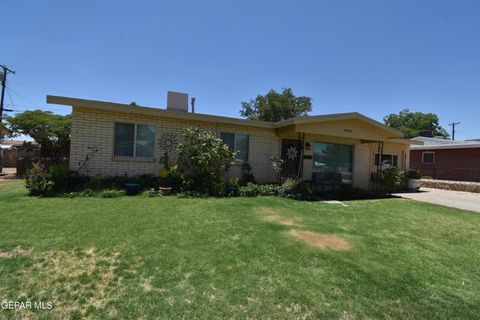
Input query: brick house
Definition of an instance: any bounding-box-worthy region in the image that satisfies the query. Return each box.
[47,93,415,190]
[410,137,480,182]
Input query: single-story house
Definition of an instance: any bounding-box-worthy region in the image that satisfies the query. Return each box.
[46,92,416,190]
[410,136,480,182]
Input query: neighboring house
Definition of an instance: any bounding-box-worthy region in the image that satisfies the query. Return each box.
[46,93,415,190]
[410,136,480,182]
[0,140,33,167]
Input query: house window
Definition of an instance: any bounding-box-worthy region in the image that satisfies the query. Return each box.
[313,142,353,183]
[422,152,435,164]
[114,122,155,157]
[221,132,249,162]
[374,153,398,168]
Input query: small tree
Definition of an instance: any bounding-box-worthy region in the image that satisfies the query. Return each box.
[5,110,71,163]
[240,88,313,122]
[177,127,237,195]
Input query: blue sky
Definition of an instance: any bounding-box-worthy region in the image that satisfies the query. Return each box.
[3,0,480,139]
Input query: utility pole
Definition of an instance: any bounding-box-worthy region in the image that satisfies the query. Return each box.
[448,122,460,141]
[1,64,15,125]
[0,65,15,174]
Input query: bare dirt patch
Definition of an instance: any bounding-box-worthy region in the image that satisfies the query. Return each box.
[288,230,350,251]
[259,207,299,226]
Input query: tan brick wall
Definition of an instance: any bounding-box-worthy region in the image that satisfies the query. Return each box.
[69,106,410,189]
[353,143,371,190]
[69,107,281,182]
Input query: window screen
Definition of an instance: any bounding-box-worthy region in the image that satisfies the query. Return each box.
[114,123,135,156]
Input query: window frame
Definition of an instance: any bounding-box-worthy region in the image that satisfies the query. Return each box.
[422,151,435,165]
[374,153,399,168]
[113,122,155,158]
[220,132,249,163]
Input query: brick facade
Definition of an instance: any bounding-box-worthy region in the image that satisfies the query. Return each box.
[68,105,410,190]
[410,148,480,182]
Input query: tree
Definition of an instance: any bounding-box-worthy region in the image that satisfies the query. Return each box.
[177,127,237,195]
[383,109,449,139]
[240,88,312,122]
[5,110,71,162]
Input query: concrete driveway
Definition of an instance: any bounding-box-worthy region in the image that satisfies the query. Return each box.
[394,188,480,213]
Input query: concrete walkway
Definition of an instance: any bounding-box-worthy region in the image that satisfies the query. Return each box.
[394,188,480,213]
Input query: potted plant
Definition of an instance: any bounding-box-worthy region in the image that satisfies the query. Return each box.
[407,169,422,191]
[225,178,239,196]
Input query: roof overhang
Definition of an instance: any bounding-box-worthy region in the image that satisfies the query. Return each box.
[46,95,275,129]
[411,143,480,150]
[46,95,408,142]
[274,112,404,137]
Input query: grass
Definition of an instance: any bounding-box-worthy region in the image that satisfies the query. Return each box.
[1,179,479,319]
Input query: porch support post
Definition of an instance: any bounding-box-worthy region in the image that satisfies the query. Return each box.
[375,141,384,192]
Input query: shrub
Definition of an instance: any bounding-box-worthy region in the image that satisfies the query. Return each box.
[98,189,126,198]
[381,167,404,190]
[239,162,256,186]
[177,127,236,195]
[239,182,259,197]
[25,163,54,196]
[407,169,422,179]
[295,181,312,200]
[257,184,278,196]
[280,178,300,194]
[76,189,96,197]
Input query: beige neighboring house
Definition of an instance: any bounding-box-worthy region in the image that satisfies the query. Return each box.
[47,93,415,190]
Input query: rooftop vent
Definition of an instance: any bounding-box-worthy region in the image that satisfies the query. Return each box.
[167,91,188,112]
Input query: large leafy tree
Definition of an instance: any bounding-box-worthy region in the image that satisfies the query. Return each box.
[383,109,449,139]
[240,88,312,122]
[5,110,71,162]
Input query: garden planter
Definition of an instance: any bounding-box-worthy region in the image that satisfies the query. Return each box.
[159,187,172,195]
[125,183,141,196]
[408,179,421,191]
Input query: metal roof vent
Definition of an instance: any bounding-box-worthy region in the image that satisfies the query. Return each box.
[167,91,188,112]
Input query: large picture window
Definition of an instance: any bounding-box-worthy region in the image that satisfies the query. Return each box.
[374,153,398,168]
[313,142,353,183]
[114,122,155,157]
[221,132,249,162]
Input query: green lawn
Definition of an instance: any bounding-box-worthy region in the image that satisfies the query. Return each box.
[1,179,479,319]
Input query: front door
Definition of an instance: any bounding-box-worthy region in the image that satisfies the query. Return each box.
[281,139,303,178]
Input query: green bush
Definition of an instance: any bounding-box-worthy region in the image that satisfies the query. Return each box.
[295,181,312,200]
[239,182,259,197]
[407,169,422,179]
[25,163,54,196]
[177,127,236,195]
[257,184,278,196]
[381,167,404,191]
[98,189,126,198]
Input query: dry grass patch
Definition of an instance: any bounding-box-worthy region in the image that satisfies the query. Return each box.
[0,246,31,258]
[288,230,350,251]
[14,248,124,319]
[259,207,300,226]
